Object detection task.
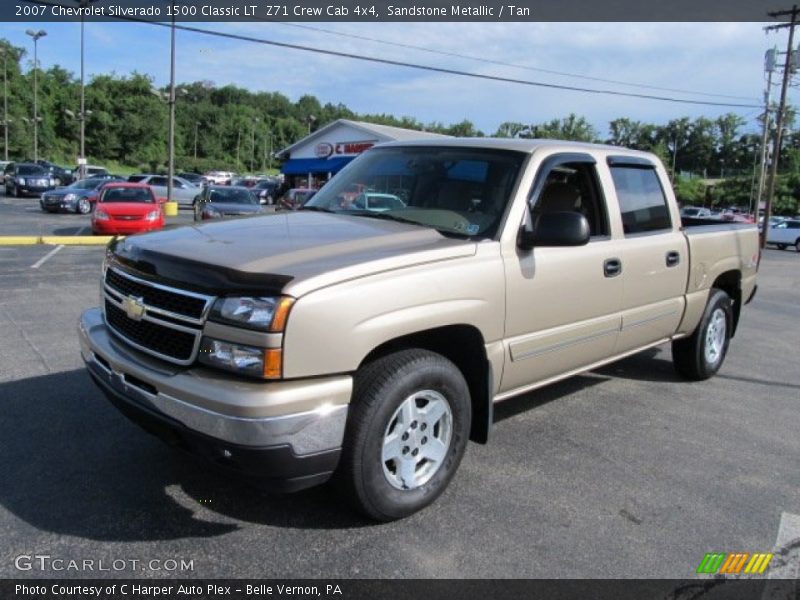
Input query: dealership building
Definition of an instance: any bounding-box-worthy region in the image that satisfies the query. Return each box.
[276,119,449,188]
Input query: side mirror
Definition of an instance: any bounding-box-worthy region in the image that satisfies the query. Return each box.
[518,211,590,250]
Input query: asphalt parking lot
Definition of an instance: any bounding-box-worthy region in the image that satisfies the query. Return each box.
[0,193,799,581]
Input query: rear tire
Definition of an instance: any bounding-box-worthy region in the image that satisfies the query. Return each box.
[795,238,800,253]
[672,288,732,381]
[777,244,786,250]
[336,349,471,521]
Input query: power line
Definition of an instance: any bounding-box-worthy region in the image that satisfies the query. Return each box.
[14,0,763,109]
[165,22,763,108]
[276,22,760,102]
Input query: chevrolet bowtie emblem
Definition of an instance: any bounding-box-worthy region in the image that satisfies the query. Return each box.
[122,295,146,321]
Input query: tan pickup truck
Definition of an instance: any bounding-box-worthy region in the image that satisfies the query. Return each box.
[79,139,758,520]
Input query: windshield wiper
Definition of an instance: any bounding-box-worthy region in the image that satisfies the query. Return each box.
[299,205,335,213]
[344,210,427,227]
[344,210,473,238]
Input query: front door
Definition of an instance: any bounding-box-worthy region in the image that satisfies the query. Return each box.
[500,153,624,394]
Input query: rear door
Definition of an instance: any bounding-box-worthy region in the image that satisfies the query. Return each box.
[147,176,169,199]
[606,157,689,353]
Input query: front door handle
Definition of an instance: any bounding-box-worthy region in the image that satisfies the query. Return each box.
[666,251,681,267]
[604,258,622,278]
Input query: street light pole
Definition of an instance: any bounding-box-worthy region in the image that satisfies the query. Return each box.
[251,117,259,172]
[25,29,46,162]
[76,1,98,179]
[167,8,176,203]
[2,48,9,161]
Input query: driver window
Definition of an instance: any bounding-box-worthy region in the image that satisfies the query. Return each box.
[532,161,609,238]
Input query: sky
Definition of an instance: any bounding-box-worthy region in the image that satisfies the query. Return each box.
[0,21,791,137]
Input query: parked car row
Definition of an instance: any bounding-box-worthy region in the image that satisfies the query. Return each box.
[679,205,756,223]
[766,218,800,252]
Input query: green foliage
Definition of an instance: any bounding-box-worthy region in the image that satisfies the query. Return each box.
[673,177,707,205]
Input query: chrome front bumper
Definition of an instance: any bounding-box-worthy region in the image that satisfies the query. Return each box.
[78,307,351,457]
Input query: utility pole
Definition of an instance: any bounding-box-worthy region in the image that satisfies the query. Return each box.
[763,6,800,249]
[756,49,777,217]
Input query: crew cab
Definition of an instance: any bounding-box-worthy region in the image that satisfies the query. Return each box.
[79,139,758,521]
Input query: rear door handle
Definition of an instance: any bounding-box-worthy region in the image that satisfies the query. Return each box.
[604,258,622,278]
[666,251,681,267]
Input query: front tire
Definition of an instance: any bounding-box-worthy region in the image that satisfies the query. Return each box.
[777,244,786,250]
[76,197,91,214]
[795,238,800,253]
[672,288,732,381]
[336,349,471,521]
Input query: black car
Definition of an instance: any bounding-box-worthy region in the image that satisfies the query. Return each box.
[32,160,75,186]
[253,179,280,204]
[193,185,264,221]
[39,177,125,214]
[3,163,57,197]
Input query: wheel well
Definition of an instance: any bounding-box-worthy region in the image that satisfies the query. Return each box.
[711,270,742,337]
[359,325,492,444]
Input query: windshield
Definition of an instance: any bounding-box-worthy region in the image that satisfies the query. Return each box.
[18,165,47,176]
[208,187,257,204]
[304,147,525,238]
[100,187,154,203]
[69,178,104,190]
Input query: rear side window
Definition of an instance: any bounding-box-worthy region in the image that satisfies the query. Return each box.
[610,166,671,234]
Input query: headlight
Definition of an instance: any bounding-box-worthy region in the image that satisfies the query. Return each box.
[50,178,57,186]
[209,296,294,332]
[144,209,161,221]
[198,338,282,379]
[17,177,26,185]
[202,206,222,219]
[94,209,110,221]
[63,193,77,202]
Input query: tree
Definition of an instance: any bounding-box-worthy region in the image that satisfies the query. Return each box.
[531,113,596,142]
[494,121,527,138]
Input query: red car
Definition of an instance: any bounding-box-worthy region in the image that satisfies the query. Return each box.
[91,183,165,235]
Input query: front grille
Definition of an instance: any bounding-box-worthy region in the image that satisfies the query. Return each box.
[106,268,207,320]
[103,266,214,365]
[105,300,196,362]
[116,215,142,221]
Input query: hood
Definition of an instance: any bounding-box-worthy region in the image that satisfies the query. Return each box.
[109,212,476,297]
[98,202,159,216]
[44,188,73,197]
[211,202,263,215]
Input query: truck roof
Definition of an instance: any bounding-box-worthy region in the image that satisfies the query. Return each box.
[376,137,656,159]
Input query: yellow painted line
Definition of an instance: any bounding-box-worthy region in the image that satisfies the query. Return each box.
[0,236,41,245]
[0,235,119,246]
[41,236,115,245]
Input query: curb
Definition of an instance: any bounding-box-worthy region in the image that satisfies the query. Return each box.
[0,235,117,246]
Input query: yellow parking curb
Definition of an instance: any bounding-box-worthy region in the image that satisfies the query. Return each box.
[42,236,116,245]
[0,236,41,245]
[0,235,119,246]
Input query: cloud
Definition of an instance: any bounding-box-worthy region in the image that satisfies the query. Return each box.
[0,20,784,135]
